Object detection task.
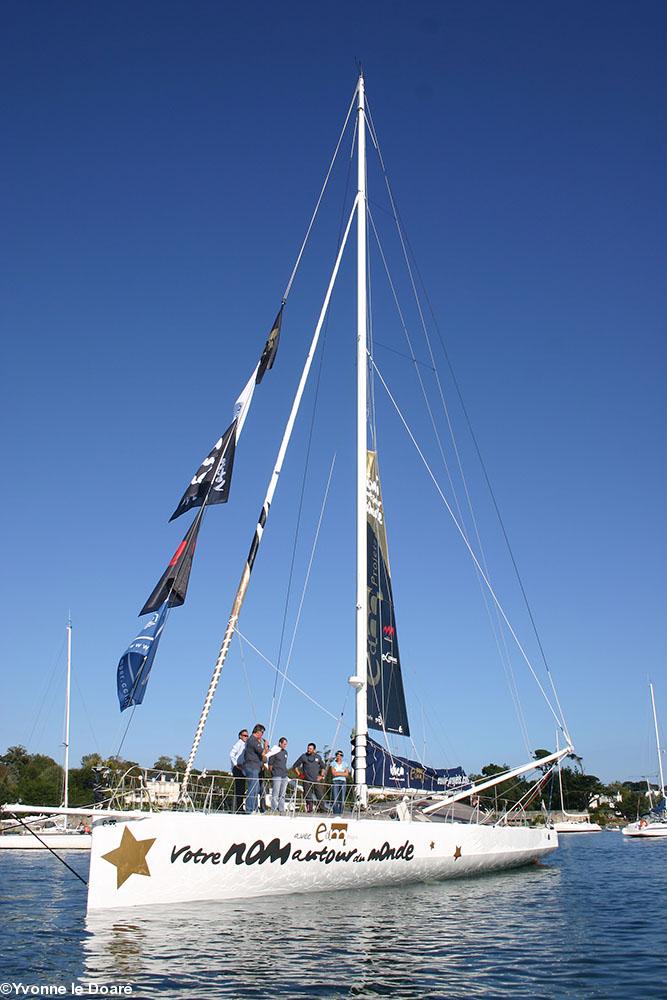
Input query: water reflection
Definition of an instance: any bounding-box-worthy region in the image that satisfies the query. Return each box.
[84,866,565,998]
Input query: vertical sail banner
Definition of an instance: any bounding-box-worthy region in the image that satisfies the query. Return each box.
[366,450,410,736]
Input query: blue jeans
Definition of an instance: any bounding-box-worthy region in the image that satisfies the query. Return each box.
[271,776,289,812]
[332,781,346,815]
[245,769,260,813]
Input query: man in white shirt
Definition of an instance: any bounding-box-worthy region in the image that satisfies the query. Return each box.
[229,728,248,813]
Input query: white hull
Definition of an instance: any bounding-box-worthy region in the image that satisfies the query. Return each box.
[0,832,92,850]
[622,821,667,838]
[87,811,557,912]
[551,821,601,834]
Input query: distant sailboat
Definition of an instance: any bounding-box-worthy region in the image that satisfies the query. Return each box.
[0,620,92,850]
[547,735,600,833]
[623,683,667,839]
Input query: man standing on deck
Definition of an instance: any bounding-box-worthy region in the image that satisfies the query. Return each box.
[291,742,325,813]
[244,724,268,813]
[229,729,248,812]
[266,737,289,813]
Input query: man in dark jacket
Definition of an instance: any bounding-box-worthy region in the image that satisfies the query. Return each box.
[291,742,325,813]
[244,724,268,813]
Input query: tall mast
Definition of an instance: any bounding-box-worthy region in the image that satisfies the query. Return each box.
[350,72,368,804]
[650,682,665,798]
[63,617,72,817]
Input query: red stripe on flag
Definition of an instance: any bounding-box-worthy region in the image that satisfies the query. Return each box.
[169,540,188,567]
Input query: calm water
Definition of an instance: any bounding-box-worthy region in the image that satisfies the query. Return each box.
[1,833,665,998]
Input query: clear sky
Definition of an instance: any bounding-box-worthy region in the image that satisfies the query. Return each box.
[2,2,665,786]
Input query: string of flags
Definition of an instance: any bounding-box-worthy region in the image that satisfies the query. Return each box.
[116,307,284,711]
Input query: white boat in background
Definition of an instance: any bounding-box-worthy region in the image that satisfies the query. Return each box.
[549,743,601,833]
[551,819,601,834]
[623,683,667,839]
[1,619,92,851]
[5,74,572,907]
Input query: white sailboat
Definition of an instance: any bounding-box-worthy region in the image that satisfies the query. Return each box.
[623,683,667,838]
[5,75,572,905]
[548,737,600,833]
[0,619,92,850]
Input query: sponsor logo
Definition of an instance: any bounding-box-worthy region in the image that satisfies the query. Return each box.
[315,821,348,845]
[213,456,228,492]
[383,625,395,639]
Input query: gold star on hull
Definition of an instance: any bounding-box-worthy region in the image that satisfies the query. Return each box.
[453,845,462,860]
[102,827,157,889]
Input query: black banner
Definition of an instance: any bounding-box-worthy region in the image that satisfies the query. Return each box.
[170,420,237,522]
[366,736,471,793]
[140,516,202,615]
[366,451,410,736]
[256,306,283,385]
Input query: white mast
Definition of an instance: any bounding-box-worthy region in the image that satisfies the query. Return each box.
[62,617,72,820]
[349,72,368,804]
[650,682,665,799]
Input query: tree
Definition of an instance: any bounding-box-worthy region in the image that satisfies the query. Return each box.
[152,756,174,771]
[557,767,602,811]
[473,763,532,811]
[533,749,553,775]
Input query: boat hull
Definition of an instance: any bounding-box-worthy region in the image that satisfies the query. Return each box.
[622,822,667,838]
[0,833,92,850]
[87,812,557,911]
[551,821,601,834]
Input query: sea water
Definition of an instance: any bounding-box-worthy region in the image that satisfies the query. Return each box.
[0,833,665,998]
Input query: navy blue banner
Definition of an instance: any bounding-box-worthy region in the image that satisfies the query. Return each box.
[365,736,471,793]
[117,602,169,711]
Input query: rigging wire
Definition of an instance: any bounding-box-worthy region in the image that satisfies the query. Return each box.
[114,704,137,761]
[73,673,101,756]
[282,84,358,302]
[368,351,570,742]
[236,630,258,722]
[25,633,66,748]
[366,105,532,752]
[236,629,339,723]
[270,454,337,738]
[367,202,532,755]
[267,134,356,739]
[365,93,570,744]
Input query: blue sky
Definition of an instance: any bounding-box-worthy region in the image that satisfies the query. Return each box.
[2,2,665,785]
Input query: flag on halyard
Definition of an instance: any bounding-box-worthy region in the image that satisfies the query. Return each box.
[255,305,283,384]
[170,421,237,521]
[140,516,202,616]
[169,366,258,522]
[117,601,169,711]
